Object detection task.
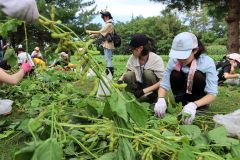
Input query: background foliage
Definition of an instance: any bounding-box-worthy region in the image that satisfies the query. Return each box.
[0,0,232,56]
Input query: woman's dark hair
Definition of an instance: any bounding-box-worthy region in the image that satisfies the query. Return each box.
[100,11,113,19]
[17,47,25,52]
[194,38,206,59]
[141,37,156,56]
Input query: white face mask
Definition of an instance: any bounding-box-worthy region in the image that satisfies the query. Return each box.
[234,63,238,68]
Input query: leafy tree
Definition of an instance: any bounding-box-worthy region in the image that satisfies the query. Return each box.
[183,6,210,35]
[0,0,98,54]
[150,0,240,53]
[36,0,98,52]
[114,10,187,55]
[182,5,227,45]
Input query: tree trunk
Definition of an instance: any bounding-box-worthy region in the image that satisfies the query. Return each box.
[225,0,240,53]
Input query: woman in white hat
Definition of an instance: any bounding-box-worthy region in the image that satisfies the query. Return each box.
[49,52,76,70]
[216,53,240,85]
[49,52,69,68]
[31,47,43,59]
[31,47,46,67]
[17,47,35,67]
[154,32,218,124]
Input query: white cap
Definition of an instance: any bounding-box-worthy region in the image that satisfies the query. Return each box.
[169,32,198,59]
[227,53,240,63]
[60,52,68,57]
[18,44,23,49]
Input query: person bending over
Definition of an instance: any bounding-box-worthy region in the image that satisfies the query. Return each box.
[118,34,164,102]
[154,32,218,124]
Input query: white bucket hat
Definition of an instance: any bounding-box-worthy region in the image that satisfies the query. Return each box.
[18,44,23,49]
[169,32,198,59]
[60,52,68,58]
[227,53,240,63]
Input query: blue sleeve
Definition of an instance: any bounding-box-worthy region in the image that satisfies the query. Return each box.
[204,59,218,96]
[160,58,175,90]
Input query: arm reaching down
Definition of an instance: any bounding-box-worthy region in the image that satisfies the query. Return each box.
[0,61,32,85]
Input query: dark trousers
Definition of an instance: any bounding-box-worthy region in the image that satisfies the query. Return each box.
[170,70,207,106]
[124,70,159,102]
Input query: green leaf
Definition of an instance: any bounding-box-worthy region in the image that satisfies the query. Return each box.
[162,130,175,137]
[86,104,99,117]
[177,144,195,160]
[107,92,128,122]
[180,125,201,140]
[17,119,30,133]
[231,144,240,158]
[126,101,149,127]
[0,120,7,126]
[70,130,85,137]
[4,48,14,59]
[87,99,105,115]
[98,152,117,160]
[225,137,239,146]
[207,126,238,147]
[166,135,190,144]
[86,136,98,143]
[161,114,178,125]
[103,102,113,119]
[116,138,135,160]
[64,143,76,156]
[20,79,33,90]
[30,94,43,108]
[14,143,37,160]
[200,152,225,160]
[32,138,63,160]
[208,126,228,145]
[166,94,177,114]
[0,130,14,139]
[193,134,209,149]
[0,19,22,38]
[28,118,42,132]
[3,48,17,67]
[58,94,68,100]
[31,99,42,108]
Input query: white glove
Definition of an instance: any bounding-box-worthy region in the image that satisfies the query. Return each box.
[181,102,198,124]
[154,98,167,117]
[0,99,13,115]
[0,0,39,22]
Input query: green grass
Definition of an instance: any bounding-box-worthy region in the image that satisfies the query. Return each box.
[211,85,240,113]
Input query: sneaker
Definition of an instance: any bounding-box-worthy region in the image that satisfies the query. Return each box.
[0,99,13,115]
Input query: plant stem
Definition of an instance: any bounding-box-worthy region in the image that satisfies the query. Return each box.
[58,122,104,128]
[50,104,54,138]
[66,132,98,159]
[23,22,28,53]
